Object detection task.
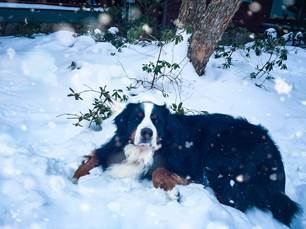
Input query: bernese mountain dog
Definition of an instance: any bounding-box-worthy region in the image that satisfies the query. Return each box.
[72,102,300,227]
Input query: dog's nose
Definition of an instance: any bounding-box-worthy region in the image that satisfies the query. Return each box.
[141,128,153,141]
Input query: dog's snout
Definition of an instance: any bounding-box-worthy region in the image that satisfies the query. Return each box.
[141,128,153,140]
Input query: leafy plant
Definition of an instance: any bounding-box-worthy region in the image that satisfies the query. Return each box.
[170,102,185,115]
[215,30,289,87]
[170,102,209,115]
[127,29,186,97]
[59,86,128,128]
[214,45,238,69]
[89,28,126,51]
[245,35,288,87]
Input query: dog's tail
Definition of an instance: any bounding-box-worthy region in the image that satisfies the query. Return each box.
[264,192,301,227]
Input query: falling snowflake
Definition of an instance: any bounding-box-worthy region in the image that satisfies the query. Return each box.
[6,48,15,60]
[99,13,112,26]
[80,203,91,212]
[48,121,56,129]
[249,33,255,39]
[21,124,28,131]
[128,6,142,21]
[185,141,194,149]
[54,26,75,46]
[295,131,303,138]
[274,78,292,95]
[269,173,278,181]
[249,2,262,13]
[235,174,244,183]
[142,24,153,35]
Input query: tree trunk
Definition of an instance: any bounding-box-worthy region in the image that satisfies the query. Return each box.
[178,0,242,76]
[178,0,207,28]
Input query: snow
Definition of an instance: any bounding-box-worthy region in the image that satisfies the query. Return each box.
[265,28,277,38]
[108,27,119,35]
[0,31,306,229]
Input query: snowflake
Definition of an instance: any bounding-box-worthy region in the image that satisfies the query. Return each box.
[99,13,112,26]
[249,2,262,13]
[296,131,303,138]
[235,174,244,183]
[48,121,56,129]
[6,48,16,60]
[269,173,278,181]
[21,124,28,131]
[80,203,91,212]
[274,78,292,95]
[185,141,194,149]
[142,24,153,35]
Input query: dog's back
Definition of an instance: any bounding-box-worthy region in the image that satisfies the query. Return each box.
[165,113,301,226]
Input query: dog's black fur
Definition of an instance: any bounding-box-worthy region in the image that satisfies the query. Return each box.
[95,103,300,227]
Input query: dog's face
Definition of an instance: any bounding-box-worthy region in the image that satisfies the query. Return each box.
[114,102,169,150]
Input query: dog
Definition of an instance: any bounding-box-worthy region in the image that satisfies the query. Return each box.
[73,102,300,227]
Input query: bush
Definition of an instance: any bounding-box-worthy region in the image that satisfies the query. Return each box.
[215,28,292,87]
[59,86,128,129]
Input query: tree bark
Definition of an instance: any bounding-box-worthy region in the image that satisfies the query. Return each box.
[178,0,207,28]
[178,0,242,76]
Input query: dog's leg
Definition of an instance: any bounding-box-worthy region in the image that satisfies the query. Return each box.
[71,135,127,184]
[152,168,191,201]
[71,152,99,184]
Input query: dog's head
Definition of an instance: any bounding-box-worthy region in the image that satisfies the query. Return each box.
[114,102,170,150]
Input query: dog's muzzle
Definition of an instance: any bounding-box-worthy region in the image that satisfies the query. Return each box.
[140,127,153,144]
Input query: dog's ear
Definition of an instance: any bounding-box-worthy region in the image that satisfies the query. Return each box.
[114,103,135,134]
[165,110,183,143]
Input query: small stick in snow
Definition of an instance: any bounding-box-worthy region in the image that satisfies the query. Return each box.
[71,152,99,184]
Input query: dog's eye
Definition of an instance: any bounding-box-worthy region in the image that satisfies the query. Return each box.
[151,114,158,123]
[136,112,144,121]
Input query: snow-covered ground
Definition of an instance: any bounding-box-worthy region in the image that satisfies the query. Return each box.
[0,31,306,229]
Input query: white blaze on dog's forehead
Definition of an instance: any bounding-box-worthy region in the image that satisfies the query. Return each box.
[143,102,154,117]
[133,102,158,148]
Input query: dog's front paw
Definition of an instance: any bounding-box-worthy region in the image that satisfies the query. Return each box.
[72,152,99,182]
[152,168,177,191]
[166,188,181,202]
[71,177,79,185]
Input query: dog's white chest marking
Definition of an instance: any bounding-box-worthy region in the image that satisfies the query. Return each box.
[106,144,154,178]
